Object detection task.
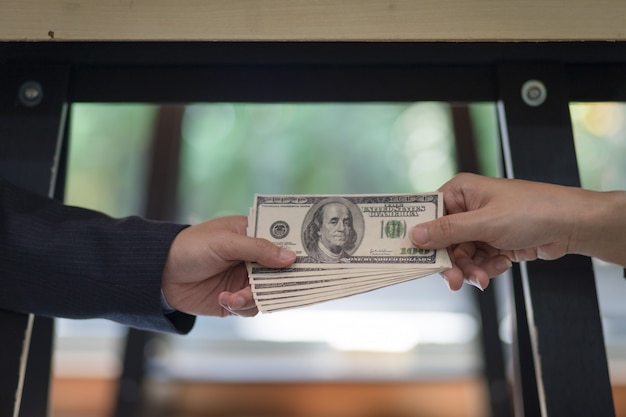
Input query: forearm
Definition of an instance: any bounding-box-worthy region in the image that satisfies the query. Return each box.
[0,180,195,333]
[571,189,626,267]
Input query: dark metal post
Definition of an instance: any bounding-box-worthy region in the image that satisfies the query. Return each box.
[497,64,614,417]
[0,64,70,417]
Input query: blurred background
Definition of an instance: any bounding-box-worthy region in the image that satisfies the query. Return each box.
[51,101,626,417]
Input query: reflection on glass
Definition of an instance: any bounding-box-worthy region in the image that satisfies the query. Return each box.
[236,310,478,352]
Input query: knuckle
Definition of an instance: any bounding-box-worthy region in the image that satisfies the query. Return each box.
[437,217,456,236]
[254,237,276,251]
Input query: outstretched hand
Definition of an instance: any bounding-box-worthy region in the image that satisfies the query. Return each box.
[410,173,625,291]
[161,216,296,317]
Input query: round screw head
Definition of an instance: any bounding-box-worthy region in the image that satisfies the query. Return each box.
[521,79,547,107]
[18,81,44,107]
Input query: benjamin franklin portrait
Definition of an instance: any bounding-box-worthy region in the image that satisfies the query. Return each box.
[302,197,364,263]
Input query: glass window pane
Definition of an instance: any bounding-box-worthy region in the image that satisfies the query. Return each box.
[571,102,626,192]
[55,103,158,379]
[57,101,501,386]
[570,102,626,387]
[65,103,158,216]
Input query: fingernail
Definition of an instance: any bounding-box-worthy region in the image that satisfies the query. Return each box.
[231,295,246,310]
[412,225,429,245]
[467,276,485,292]
[218,294,229,310]
[495,258,513,273]
[439,273,453,292]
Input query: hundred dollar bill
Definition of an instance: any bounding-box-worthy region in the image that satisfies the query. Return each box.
[246,193,452,313]
[253,272,422,297]
[254,273,427,314]
[248,193,450,268]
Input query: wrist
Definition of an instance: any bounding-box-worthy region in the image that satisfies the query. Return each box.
[571,190,626,265]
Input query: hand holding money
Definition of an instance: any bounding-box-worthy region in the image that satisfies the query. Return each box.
[247,193,452,313]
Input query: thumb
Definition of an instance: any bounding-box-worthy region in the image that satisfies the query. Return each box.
[410,211,485,249]
[221,234,297,268]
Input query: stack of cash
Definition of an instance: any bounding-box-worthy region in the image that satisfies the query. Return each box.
[247,193,451,313]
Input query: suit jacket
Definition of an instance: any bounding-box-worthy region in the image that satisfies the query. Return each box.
[0,180,195,334]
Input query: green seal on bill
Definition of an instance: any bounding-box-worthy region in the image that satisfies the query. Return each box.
[384,220,405,239]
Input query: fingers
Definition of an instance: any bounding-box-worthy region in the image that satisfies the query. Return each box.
[215,237,294,316]
[455,255,490,290]
[441,244,513,292]
[440,267,465,291]
[218,289,258,317]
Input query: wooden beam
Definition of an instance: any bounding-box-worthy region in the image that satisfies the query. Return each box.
[1,0,626,42]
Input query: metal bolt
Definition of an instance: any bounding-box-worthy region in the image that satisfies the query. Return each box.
[18,81,44,107]
[521,79,547,107]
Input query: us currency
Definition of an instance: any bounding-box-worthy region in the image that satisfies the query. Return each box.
[247,193,452,313]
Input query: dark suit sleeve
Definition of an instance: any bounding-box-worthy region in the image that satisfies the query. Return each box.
[0,180,196,334]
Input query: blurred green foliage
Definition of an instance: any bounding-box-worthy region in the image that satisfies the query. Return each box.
[65,103,157,217]
[177,102,464,223]
[570,103,626,192]
[65,101,624,224]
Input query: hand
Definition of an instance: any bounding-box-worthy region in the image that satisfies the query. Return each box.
[161,216,296,317]
[409,173,625,291]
